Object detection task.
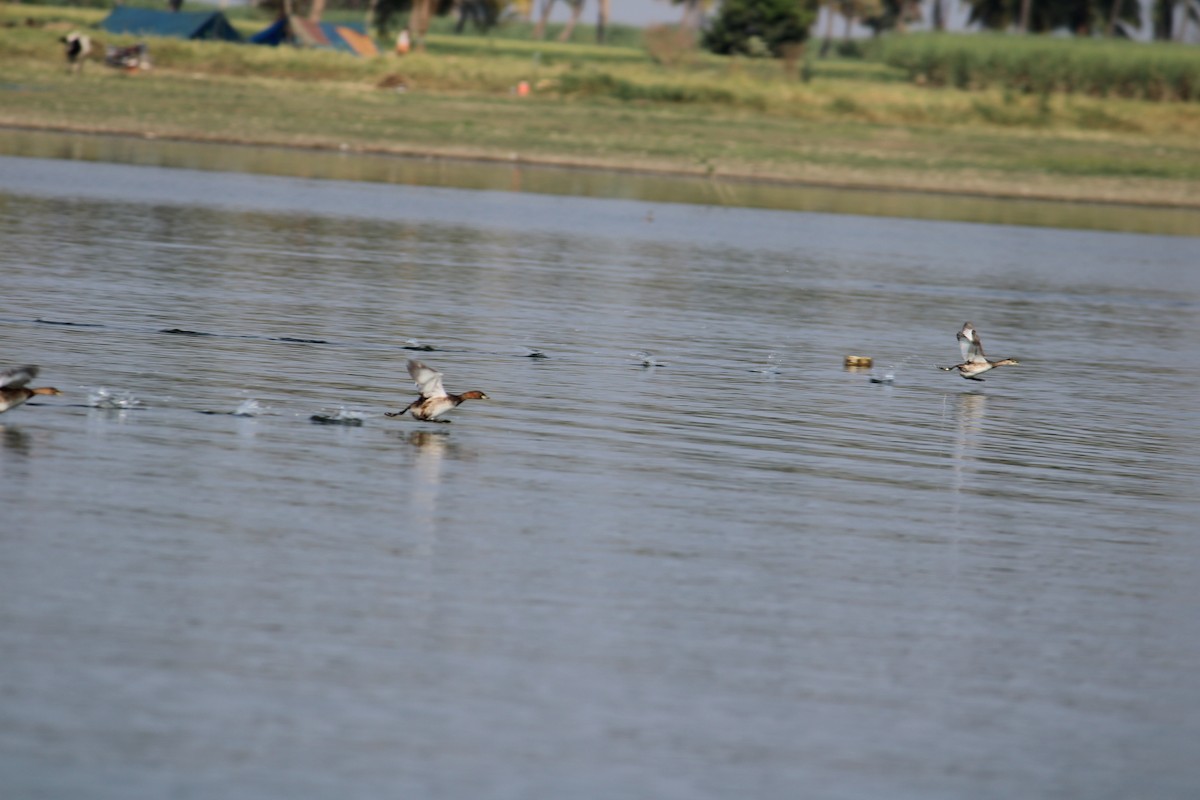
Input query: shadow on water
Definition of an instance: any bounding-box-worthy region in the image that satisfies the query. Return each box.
[1,128,1197,236]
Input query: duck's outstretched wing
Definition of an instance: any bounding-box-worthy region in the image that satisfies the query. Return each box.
[407,359,447,399]
[956,324,986,363]
[0,365,38,389]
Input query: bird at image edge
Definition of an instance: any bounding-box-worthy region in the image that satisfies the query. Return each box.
[0,365,62,413]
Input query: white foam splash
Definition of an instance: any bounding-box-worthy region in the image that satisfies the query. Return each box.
[632,350,666,368]
[310,407,371,425]
[232,399,264,417]
[88,387,143,409]
[751,351,782,375]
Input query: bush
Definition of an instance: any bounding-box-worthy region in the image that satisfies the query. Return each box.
[702,0,819,58]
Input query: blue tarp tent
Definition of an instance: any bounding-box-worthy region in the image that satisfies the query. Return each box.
[251,15,377,56]
[100,7,244,42]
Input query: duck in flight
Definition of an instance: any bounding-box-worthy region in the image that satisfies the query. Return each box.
[0,365,62,413]
[939,322,1019,381]
[385,359,489,423]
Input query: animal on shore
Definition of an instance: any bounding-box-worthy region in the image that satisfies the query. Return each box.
[0,365,62,413]
[61,31,91,72]
[385,359,489,423]
[939,322,1019,381]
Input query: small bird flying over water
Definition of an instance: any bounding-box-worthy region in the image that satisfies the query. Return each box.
[939,322,1019,381]
[0,365,63,413]
[385,359,490,423]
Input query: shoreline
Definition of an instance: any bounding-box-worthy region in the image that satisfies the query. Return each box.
[4,120,1199,214]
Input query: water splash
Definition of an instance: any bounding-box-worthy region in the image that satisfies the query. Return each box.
[867,356,921,385]
[232,399,264,417]
[750,350,782,376]
[633,350,666,368]
[310,407,370,426]
[88,387,143,409]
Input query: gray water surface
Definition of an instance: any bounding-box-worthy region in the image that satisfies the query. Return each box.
[2,155,1199,799]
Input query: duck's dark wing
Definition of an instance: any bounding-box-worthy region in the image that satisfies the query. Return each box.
[0,365,38,389]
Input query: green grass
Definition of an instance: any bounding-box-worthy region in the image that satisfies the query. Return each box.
[3,3,1199,207]
[877,33,1200,101]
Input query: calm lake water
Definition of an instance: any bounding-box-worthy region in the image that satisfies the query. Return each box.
[1,153,1199,799]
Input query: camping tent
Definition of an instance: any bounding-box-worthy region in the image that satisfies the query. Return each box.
[251,15,378,57]
[100,7,243,43]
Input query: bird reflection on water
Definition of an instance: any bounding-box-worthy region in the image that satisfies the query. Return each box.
[1,424,32,456]
[947,390,989,499]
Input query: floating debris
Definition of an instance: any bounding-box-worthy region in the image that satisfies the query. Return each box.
[869,373,895,385]
[844,355,873,368]
[403,339,436,352]
[523,348,549,360]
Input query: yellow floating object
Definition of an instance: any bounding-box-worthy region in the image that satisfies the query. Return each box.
[843,355,873,368]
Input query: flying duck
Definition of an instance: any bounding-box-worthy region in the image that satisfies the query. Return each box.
[385,359,489,423]
[940,322,1019,381]
[0,365,62,413]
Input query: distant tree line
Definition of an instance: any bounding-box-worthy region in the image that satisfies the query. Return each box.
[255,0,1198,51]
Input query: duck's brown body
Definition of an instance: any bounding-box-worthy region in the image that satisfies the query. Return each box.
[939,322,1019,381]
[386,359,489,423]
[0,365,62,413]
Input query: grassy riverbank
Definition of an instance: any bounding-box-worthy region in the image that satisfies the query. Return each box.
[3,3,1200,208]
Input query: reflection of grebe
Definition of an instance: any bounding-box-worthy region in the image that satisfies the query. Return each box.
[2,424,32,454]
[407,430,450,450]
[385,359,490,423]
[940,322,1019,381]
[0,366,62,414]
[956,391,987,427]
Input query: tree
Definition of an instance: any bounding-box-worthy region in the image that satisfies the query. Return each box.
[1018,0,1032,31]
[533,0,585,40]
[702,0,820,56]
[819,0,882,54]
[858,0,921,33]
[670,0,716,29]
[1162,0,1200,40]
[596,0,610,42]
[961,0,1141,33]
